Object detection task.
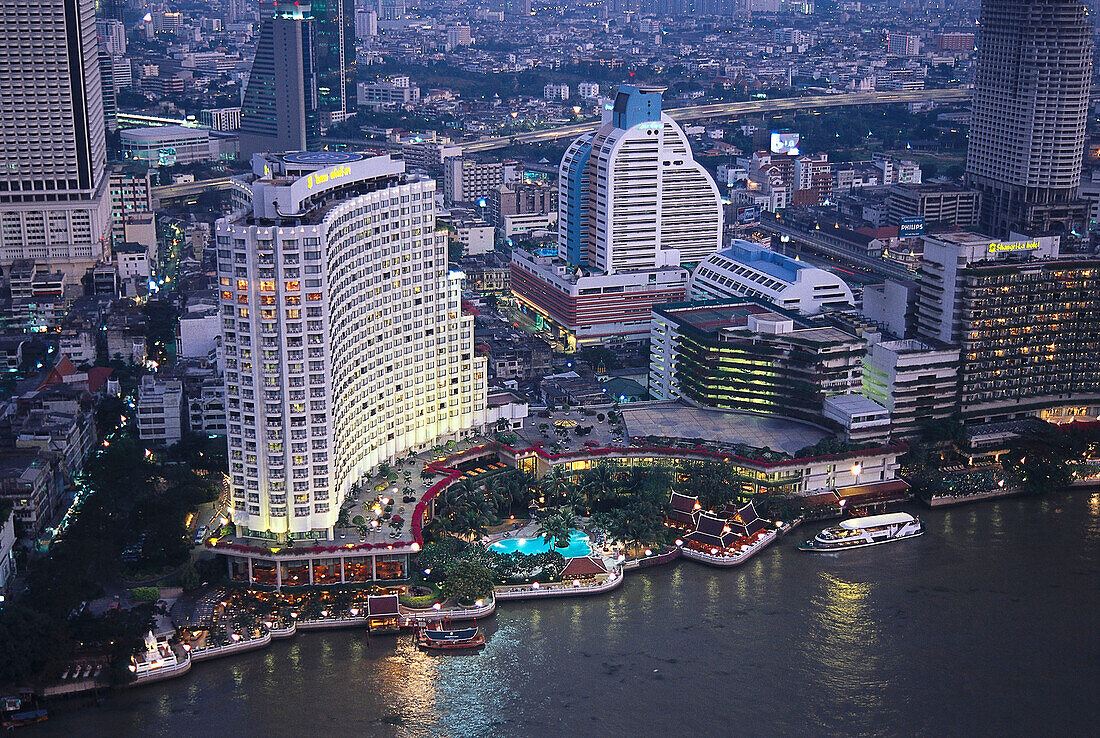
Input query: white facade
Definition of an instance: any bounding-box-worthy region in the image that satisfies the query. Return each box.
[862,339,960,438]
[583,92,722,273]
[689,240,854,314]
[577,82,600,99]
[136,375,185,446]
[217,152,487,538]
[543,83,570,100]
[453,219,494,256]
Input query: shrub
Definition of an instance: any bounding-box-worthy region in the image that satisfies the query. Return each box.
[131,586,159,602]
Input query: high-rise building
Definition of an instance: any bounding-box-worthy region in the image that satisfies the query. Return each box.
[97,18,127,56]
[914,232,1100,422]
[310,0,356,120]
[965,0,1094,237]
[355,8,377,39]
[239,2,319,158]
[97,50,119,133]
[0,0,111,278]
[511,84,722,345]
[217,151,487,537]
[560,85,722,272]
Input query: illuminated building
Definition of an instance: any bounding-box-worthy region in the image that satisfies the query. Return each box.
[915,232,1100,422]
[217,152,487,538]
[648,300,865,422]
[965,0,1093,237]
[0,0,112,279]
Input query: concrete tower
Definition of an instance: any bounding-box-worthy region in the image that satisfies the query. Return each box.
[965,0,1094,237]
[0,0,111,277]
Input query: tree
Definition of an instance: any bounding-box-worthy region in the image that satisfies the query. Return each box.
[0,605,71,685]
[441,562,495,603]
[537,506,578,549]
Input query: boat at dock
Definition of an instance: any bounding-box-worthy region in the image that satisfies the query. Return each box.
[798,512,923,552]
[417,625,486,651]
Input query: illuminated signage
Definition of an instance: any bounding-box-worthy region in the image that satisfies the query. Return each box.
[306,165,353,189]
[988,240,1040,254]
[770,132,801,156]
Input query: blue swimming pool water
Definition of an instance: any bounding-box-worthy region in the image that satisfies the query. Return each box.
[489,529,592,558]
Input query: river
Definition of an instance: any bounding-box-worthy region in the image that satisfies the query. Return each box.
[33,492,1100,737]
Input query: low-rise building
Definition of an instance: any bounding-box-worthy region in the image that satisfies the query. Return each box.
[862,339,960,439]
[136,375,184,446]
[121,125,212,166]
[357,76,421,110]
[0,452,61,539]
[689,240,854,315]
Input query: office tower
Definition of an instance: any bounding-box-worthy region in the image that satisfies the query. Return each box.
[886,33,920,56]
[0,0,111,278]
[561,85,722,273]
[310,0,356,120]
[217,152,487,537]
[355,8,377,39]
[915,232,1100,422]
[239,2,319,158]
[97,18,127,56]
[965,0,1093,237]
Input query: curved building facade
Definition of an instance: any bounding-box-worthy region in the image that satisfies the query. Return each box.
[217,152,486,538]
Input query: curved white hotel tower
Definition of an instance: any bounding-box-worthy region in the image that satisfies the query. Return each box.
[217,152,486,539]
[558,85,722,271]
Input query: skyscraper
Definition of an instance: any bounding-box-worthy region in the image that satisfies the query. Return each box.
[310,0,356,121]
[559,85,723,272]
[965,0,1094,237]
[0,0,111,278]
[217,152,487,537]
[239,2,320,158]
[512,85,722,345]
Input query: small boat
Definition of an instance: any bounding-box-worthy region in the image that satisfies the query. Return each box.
[1,708,48,728]
[798,512,924,552]
[417,625,486,651]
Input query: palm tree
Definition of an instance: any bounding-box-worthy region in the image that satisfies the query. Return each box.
[581,462,618,510]
[539,468,570,506]
[537,506,578,550]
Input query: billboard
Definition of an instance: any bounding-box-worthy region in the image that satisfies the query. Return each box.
[770,132,801,156]
[899,216,925,238]
[736,206,760,225]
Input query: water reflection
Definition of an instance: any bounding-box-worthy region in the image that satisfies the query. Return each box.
[30,493,1100,738]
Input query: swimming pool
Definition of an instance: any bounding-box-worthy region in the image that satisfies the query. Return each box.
[489,529,592,558]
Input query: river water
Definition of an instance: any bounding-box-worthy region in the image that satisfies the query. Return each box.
[35,493,1100,737]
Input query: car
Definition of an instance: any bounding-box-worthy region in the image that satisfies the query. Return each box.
[193,526,208,545]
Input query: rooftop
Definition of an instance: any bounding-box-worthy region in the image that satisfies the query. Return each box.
[620,403,829,456]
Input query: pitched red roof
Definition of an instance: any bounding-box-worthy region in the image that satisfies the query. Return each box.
[560,556,608,579]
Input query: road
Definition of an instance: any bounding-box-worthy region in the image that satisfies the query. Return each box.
[462,88,972,152]
[152,88,971,200]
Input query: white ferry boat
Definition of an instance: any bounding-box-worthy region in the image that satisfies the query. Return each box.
[797,512,923,552]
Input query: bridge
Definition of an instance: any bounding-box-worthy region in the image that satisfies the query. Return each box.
[463,88,971,153]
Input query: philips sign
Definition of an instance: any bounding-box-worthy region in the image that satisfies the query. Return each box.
[898,216,925,238]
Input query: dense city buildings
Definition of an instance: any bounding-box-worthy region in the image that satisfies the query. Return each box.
[0,0,111,279]
[965,0,1093,237]
[217,151,487,538]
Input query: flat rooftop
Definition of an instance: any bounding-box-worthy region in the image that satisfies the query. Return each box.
[621,403,829,456]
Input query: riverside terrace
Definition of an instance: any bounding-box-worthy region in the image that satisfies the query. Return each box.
[207,425,908,589]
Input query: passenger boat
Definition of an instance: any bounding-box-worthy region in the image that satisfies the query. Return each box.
[797,512,923,552]
[1,708,48,728]
[417,625,486,651]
